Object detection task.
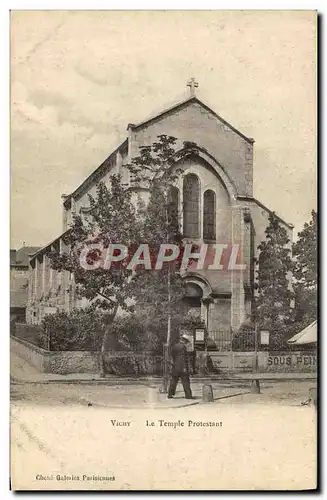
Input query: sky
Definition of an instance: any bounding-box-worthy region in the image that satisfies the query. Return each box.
[10,10,316,249]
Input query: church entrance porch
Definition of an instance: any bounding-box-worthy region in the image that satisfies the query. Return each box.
[182,281,236,353]
[183,283,204,322]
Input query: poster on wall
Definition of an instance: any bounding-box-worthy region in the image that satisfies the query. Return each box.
[195,329,205,342]
[260,330,270,345]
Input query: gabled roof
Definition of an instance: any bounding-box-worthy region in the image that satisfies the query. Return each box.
[28,231,70,260]
[129,96,255,145]
[64,139,128,207]
[237,195,294,230]
[63,95,254,206]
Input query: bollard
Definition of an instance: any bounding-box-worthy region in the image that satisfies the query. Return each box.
[250,379,261,394]
[202,384,214,402]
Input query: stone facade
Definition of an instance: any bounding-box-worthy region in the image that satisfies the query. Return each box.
[26,93,293,337]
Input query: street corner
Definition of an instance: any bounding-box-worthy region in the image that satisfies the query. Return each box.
[155,392,201,409]
[74,385,203,409]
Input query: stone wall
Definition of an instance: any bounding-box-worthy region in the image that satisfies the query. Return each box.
[12,336,317,376]
[11,337,162,375]
[47,351,100,374]
[11,337,48,373]
[104,352,163,376]
[208,351,317,374]
[262,351,317,373]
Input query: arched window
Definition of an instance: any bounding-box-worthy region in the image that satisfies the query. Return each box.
[168,186,180,233]
[203,189,216,241]
[183,174,200,238]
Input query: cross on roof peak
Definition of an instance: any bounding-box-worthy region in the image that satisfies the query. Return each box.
[187,78,199,97]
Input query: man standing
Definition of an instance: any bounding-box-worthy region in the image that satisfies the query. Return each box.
[168,334,193,399]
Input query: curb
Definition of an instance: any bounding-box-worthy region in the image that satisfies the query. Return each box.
[79,397,201,410]
[11,374,317,385]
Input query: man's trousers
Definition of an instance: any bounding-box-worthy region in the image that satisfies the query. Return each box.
[168,373,192,399]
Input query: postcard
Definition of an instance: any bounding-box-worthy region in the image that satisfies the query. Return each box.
[10,10,317,491]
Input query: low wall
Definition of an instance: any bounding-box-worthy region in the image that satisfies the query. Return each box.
[262,351,317,372]
[47,351,100,374]
[47,351,162,375]
[11,337,48,372]
[11,337,162,375]
[208,352,256,373]
[11,337,317,375]
[104,352,163,376]
[207,351,317,373]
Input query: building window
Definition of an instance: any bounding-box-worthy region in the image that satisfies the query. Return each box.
[203,189,216,241]
[183,174,200,238]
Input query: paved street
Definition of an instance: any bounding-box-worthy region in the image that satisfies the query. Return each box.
[11,344,317,409]
[11,377,317,409]
[11,379,317,491]
[10,350,317,490]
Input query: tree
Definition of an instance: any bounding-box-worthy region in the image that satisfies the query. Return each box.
[48,135,194,377]
[48,175,141,375]
[292,210,317,328]
[255,212,294,349]
[127,134,197,335]
[127,134,195,388]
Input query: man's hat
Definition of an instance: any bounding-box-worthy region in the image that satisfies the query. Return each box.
[180,333,190,342]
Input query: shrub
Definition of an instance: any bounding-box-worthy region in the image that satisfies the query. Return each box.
[232,319,295,352]
[13,322,48,349]
[107,312,168,353]
[42,308,105,351]
[232,321,256,351]
[42,307,197,353]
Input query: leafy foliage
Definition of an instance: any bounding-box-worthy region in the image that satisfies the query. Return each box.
[126,135,196,345]
[42,308,106,351]
[47,135,196,370]
[255,212,294,347]
[232,320,256,352]
[48,175,140,314]
[292,210,317,328]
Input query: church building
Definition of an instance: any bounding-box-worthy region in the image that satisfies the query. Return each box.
[27,80,293,345]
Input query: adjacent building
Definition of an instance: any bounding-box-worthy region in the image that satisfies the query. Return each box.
[10,246,40,322]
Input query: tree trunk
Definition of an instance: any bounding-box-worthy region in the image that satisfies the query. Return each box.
[162,187,172,393]
[99,305,119,377]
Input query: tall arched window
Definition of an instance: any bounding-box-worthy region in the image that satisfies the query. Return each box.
[183,174,200,238]
[203,189,216,241]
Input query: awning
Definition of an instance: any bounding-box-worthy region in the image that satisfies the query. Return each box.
[288,320,317,345]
